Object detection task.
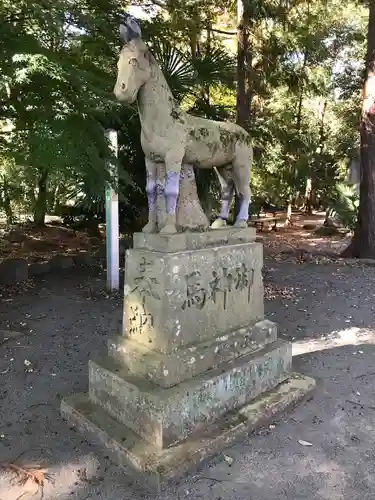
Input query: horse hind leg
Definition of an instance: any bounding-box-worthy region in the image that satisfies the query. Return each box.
[232,144,253,227]
[210,165,235,229]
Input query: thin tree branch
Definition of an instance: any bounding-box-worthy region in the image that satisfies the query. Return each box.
[149,0,166,6]
[131,0,167,9]
[211,28,236,35]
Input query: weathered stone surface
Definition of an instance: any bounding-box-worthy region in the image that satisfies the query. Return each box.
[90,339,291,448]
[108,319,278,387]
[28,261,50,276]
[123,242,264,352]
[0,258,28,284]
[49,255,75,270]
[114,25,253,234]
[61,225,316,491]
[133,227,256,253]
[61,372,316,493]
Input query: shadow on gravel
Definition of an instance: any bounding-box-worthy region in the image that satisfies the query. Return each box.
[1,263,375,499]
[264,259,375,344]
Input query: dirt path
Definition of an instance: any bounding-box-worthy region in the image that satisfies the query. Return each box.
[1,258,375,499]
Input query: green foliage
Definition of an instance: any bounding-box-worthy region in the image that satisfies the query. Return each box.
[149,41,197,100]
[1,0,124,211]
[326,183,359,230]
[0,0,369,227]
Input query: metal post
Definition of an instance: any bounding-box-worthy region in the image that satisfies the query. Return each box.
[104,129,120,291]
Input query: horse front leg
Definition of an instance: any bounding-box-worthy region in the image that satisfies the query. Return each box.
[142,157,158,233]
[211,166,235,229]
[161,156,182,234]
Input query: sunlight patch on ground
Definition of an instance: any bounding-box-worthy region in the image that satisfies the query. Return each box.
[41,453,101,499]
[0,453,100,500]
[292,327,375,356]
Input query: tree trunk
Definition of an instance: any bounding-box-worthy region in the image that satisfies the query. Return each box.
[324,207,331,226]
[285,199,293,227]
[306,100,327,215]
[296,50,308,131]
[52,183,62,213]
[33,170,48,226]
[236,0,251,129]
[304,177,313,214]
[235,1,253,220]
[342,0,375,258]
[286,1,310,225]
[2,179,13,226]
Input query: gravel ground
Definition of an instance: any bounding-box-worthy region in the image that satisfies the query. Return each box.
[1,258,375,499]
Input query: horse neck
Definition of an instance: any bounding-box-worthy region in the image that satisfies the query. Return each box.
[137,60,178,136]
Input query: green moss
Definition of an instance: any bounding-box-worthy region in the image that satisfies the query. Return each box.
[187,124,251,151]
[219,128,234,148]
[188,127,214,142]
[149,151,163,162]
[170,109,180,120]
[170,107,185,124]
[189,129,199,140]
[238,132,252,147]
[198,127,209,137]
[207,142,219,154]
[237,412,248,424]
[156,464,167,474]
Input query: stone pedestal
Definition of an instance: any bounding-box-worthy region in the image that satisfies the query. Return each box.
[61,228,315,492]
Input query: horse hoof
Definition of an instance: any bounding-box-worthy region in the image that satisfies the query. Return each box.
[142,221,157,233]
[160,224,178,235]
[210,218,227,229]
[234,220,248,228]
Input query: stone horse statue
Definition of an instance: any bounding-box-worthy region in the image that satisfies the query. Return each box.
[113,14,253,234]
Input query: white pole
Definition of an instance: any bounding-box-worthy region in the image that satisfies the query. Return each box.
[104,129,120,291]
[237,0,243,20]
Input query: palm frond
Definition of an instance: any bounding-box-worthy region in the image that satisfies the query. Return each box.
[193,46,236,88]
[149,41,197,100]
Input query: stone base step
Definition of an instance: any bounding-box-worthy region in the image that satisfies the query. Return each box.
[108,319,278,388]
[89,339,291,448]
[61,372,316,493]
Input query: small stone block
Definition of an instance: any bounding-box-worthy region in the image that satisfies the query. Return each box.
[73,252,93,267]
[0,258,28,284]
[89,340,291,448]
[61,372,316,493]
[133,227,256,253]
[108,319,278,387]
[49,255,75,270]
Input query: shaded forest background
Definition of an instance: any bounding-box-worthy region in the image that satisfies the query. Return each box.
[0,0,370,249]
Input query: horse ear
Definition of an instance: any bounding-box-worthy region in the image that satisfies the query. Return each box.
[129,18,142,38]
[119,13,142,43]
[119,23,130,43]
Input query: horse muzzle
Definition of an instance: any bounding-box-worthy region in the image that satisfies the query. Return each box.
[113,84,137,103]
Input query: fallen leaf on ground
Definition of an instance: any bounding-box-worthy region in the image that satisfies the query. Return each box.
[298,439,313,446]
[0,462,52,490]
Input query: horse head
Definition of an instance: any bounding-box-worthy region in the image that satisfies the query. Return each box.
[113,14,152,103]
